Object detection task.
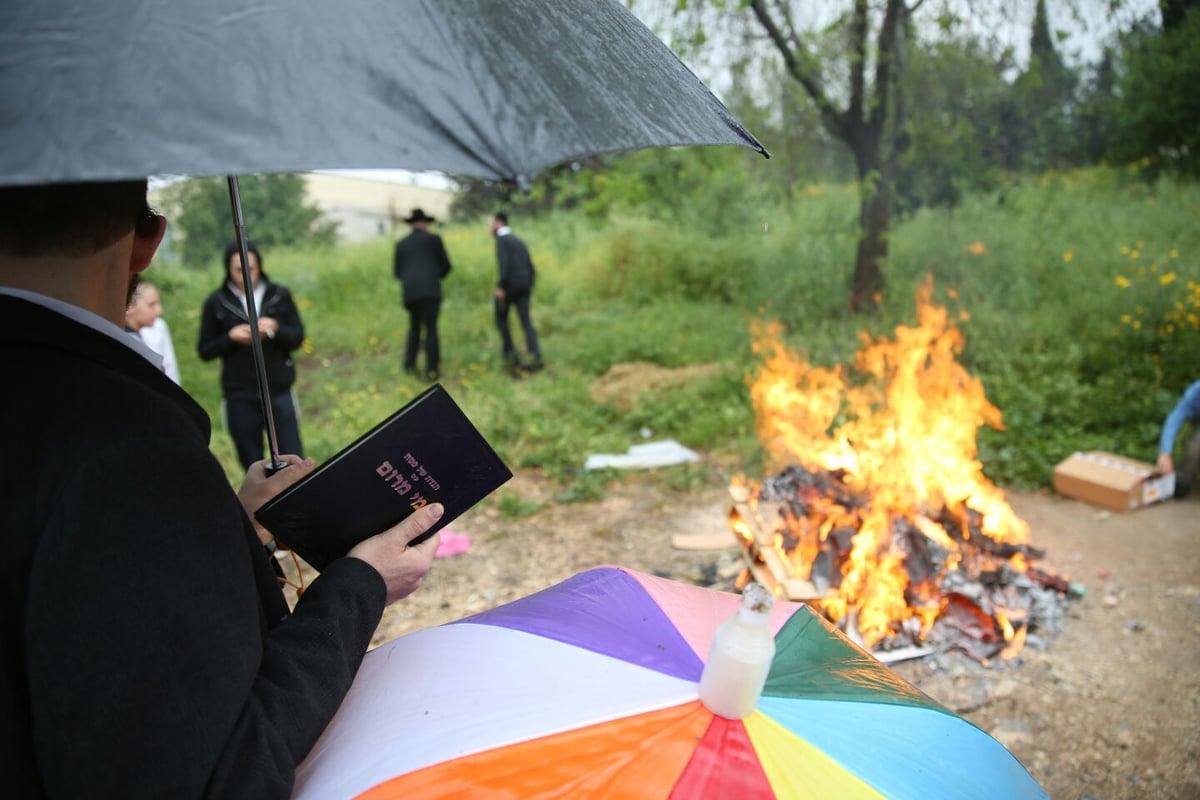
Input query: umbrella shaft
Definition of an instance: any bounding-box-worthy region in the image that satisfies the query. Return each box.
[227,176,286,475]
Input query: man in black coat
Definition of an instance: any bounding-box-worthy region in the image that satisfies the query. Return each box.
[490,211,542,372]
[0,180,442,798]
[393,208,452,380]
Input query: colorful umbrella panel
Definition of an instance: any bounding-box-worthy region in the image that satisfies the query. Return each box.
[294,566,1047,799]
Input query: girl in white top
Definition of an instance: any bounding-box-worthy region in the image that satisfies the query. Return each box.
[126,281,182,384]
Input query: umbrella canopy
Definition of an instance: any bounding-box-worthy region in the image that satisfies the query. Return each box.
[0,0,765,188]
[293,567,1047,799]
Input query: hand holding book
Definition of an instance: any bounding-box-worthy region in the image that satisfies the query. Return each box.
[255,384,512,571]
[347,502,444,603]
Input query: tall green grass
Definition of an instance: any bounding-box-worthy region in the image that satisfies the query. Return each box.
[155,167,1199,497]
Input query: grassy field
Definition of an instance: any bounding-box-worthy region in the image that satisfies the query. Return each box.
[152,167,1200,502]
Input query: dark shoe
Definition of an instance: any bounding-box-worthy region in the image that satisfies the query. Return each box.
[522,359,544,373]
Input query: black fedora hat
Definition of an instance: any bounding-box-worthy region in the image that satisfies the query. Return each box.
[403,208,436,224]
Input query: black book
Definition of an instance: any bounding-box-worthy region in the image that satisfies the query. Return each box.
[255,383,512,570]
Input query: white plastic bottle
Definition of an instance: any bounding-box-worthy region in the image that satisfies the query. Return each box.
[698,582,776,719]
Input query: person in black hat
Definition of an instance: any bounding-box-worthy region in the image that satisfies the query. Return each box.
[393,208,452,380]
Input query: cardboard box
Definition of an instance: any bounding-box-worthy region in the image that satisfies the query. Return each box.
[1052,451,1175,513]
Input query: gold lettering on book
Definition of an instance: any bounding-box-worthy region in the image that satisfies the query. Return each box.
[378,456,441,509]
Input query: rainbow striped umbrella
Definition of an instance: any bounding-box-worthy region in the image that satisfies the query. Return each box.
[294,566,1046,799]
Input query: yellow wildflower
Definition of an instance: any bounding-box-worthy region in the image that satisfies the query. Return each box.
[966,241,986,255]
[1115,275,1131,288]
[1160,272,1177,285]
[1063,251,1073,262]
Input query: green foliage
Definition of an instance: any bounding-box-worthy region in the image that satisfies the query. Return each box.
[895,36,1013,213]
[553,471,612,504]
[497,491,546,518]
[161,174,338,268]
[1106,10,1200,178]
[155,167,1198,501]
[884,167,1199,485]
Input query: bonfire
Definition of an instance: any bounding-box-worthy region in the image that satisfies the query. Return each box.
[734,280,1071,662]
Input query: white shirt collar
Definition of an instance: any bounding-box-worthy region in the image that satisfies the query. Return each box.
[0,286,166,371]
[496,226,512,237]
[228,280,267,313]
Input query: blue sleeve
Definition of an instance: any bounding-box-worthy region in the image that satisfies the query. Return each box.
[1159,381,1200,454]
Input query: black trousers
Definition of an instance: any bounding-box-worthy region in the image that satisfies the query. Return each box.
[494,292,540,364]
[225,391,304,471]
[404,297,441,375]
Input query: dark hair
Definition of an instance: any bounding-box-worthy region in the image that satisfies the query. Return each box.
[222,240,266,280]
[0,180,150,257]
[493,212,508,225]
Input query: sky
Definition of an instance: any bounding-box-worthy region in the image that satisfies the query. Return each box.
[634,0,1161,96]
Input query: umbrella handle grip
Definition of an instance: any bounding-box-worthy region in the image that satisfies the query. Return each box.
[263,459,292,477]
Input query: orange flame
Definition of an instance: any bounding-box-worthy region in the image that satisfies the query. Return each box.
[747,279,1031,652]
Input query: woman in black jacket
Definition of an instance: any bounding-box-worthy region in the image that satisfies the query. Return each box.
[199,241,306,470]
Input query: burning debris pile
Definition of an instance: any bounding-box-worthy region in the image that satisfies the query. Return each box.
[735,281,1074,663]
[742,465,1073,663]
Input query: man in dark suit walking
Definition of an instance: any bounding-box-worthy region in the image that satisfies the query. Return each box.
[490,211,542,372]
[393,208,452,380]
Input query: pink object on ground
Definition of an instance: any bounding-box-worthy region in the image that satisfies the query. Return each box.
[434,529,471,558]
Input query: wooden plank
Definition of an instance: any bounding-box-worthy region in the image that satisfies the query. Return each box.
[730,489,825,601]
[670,531,738,551]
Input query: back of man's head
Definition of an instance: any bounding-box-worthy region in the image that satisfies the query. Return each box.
[0,180,149,258]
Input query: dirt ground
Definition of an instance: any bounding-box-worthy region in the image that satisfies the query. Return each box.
[283,465,1199,799]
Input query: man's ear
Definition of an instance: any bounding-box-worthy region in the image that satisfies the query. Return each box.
[130,213,167,274]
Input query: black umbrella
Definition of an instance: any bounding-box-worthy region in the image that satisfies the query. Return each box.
[1,0,767,468]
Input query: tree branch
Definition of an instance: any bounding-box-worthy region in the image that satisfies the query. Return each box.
[849,0,868,126]
[749,0,849,144]
[868,0,905,140]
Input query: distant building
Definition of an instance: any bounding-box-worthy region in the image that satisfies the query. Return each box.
[146,172,458,261]
[303,172,456,242]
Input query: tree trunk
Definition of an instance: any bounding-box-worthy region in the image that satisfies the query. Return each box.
[744,0,905,313]
[850,162,890,313]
